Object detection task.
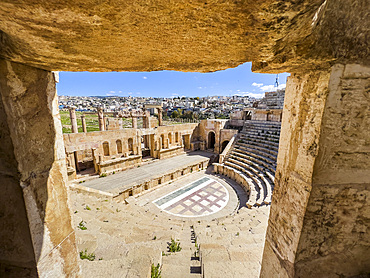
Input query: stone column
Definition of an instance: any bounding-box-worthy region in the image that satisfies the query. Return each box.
[166,138,170,149]
[136,135,142,156]
[97,107,105,131]
[143,110,150,128]
[158,108,163,126]
[132,116,138,129]
[260,64,370,278]
[81,114,87,133]
[0,60,80,276]
[158,137,162,151]
[68,107,78,133]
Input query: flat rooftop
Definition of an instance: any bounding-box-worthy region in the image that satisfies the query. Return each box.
[82,151,214,194]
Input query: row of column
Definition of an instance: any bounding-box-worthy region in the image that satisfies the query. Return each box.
[68,107,98,133]
[68,107,161,133]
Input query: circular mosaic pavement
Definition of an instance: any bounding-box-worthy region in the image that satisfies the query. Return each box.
[153,177,229,217]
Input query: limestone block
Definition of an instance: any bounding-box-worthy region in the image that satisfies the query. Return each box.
[261,64,370,277]
[0,60,80,277]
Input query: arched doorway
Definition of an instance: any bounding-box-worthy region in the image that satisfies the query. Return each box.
[128,138,133,154]
[208,131,215,150]
[103,141,110,156]
[221,140,229,153]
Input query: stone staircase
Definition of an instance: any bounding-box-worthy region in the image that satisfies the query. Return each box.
[216,120,281,208]
[161,226,202,278]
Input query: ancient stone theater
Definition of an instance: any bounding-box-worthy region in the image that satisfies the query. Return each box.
[0,1,368,277]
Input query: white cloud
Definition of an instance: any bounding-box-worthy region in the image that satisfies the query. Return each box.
[198,87,202,89]
[109,90,115,94]
[259,83,286,92]
[252,82,264,87]
[106,93,114,96]
[143,76,147,79]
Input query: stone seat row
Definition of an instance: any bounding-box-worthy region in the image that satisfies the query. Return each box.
[239,136,280,150]
[242,126,281,134]
[225,159,273,205]
[241,129,281,137]
[239,133,280,144]
[236,141,278,157]
[233,146,277,167]
[243,120,282,129]
[213,163,260,208]
[235,143,277,162]
[213,121,281,208]
[215,161,272,207]
[229,152,276,176]
[237,137,279,153]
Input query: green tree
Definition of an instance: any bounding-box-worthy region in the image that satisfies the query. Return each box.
[171,110,179,118]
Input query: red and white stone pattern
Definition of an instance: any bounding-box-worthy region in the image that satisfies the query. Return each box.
[154,177,229,217]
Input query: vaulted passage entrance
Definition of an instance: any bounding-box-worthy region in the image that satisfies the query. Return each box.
[221,140,229,153]
[208,131,215,150]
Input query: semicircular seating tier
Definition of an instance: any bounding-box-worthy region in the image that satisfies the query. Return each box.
[216,120,281,208]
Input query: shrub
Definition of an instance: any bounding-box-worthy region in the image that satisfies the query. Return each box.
[151,263,162,278]
[79,249,95,261]
[168,238,182,253]
[99,173,107,178]
[77,221,87,230]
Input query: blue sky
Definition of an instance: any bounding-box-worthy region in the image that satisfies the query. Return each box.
[57,62,289,99]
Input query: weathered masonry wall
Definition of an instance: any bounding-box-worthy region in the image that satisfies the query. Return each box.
[0,60,80,277]
[198,119,228,153]
[113,159,209,202]
[63,123,200,176]
[0,65,37,277]
[64,128,139,157]
[295,64,370,276]
[260,64,370,278]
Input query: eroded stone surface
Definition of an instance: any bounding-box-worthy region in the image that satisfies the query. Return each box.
[261,63,370,277]
[0,0,368,72]
[0,60,80,277]
[294,64,370,277]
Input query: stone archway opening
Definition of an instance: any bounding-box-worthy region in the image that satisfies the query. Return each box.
[221,140,229,153]
[208,131,216,150]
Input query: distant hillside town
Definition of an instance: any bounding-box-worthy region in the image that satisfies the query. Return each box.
[59,90,285,120]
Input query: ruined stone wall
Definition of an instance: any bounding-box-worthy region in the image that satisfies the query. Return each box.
[248,109,283,122]
[106,118,123,130]
[220,129,238,146]
[64,123,200,172]
[64,128,138,157]
[153,123,199,157]
[198,119,228,153]
[230,110,244,120]
[258,90,285,109]
[150,116,159,128]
